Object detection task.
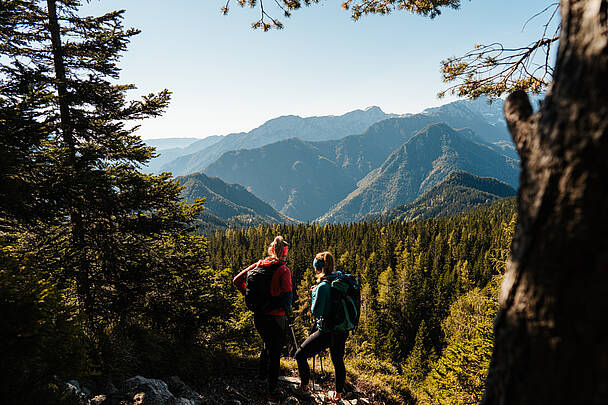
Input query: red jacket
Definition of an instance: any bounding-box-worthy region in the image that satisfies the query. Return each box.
[233,257,293,316]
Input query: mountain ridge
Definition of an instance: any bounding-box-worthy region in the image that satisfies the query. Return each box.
[367,171,517,223]
[178,172,295,231]
[317,123,519,223]
[160,106,398,176]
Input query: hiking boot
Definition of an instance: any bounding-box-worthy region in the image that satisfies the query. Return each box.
[328,390,343,403]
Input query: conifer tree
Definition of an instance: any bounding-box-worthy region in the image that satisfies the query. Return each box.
[0,0,229,379]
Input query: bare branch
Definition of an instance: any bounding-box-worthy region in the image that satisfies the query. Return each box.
[522,2,559,31]
[439,3,560,100]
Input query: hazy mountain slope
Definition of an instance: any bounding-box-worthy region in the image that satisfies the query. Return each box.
[143,135,224,173]
[144,137,203,150]
[202,101,520,222]
[178,172,292,224]
[161,107,397,176]
[421,97,508,143]
[368,171,517,223]
[326,114,450,181]
[203,138,357,222]
[321,98,519,183]
[318,123,520,223]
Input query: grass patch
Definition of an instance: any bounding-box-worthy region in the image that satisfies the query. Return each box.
[281,354,416,404]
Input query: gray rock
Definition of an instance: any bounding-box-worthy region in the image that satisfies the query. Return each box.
[133,392,146,405]
[223,401,241,405]
[166,376,201,401]
[278,376,301,385]
[65,379,90,404]
[89,395,107,405]
[123,376,177,405]
[67,380,81,392]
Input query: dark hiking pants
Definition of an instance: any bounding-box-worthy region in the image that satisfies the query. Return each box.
[254,314,287,392]
[295,329,348,393]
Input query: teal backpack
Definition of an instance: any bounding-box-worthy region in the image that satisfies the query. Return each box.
[320,274,361,332]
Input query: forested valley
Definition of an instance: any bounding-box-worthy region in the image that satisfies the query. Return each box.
[207,199,516,403]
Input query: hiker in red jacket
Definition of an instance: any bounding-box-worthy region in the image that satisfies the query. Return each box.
[233,235,293,401]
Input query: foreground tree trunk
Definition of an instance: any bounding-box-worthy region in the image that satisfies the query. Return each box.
[482,0,608,403]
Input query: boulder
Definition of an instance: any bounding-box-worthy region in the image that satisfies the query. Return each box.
[89,394,107,405]
[166,376,201,401]
[123,376,177,405]
[278,376,300,385]
[67,380,81,393]
[65,379,90,404]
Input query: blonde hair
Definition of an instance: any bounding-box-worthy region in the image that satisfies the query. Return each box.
[268,235,289,260]
[314,251,335,282]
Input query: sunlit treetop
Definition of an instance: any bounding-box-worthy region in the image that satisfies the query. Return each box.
[341,0,462,20]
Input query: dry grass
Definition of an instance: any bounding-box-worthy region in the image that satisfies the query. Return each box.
[280,354,414,404]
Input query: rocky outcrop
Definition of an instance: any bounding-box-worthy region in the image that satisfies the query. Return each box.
[61,376,205,405]
[61,373,375,404]
[122,376,202,405]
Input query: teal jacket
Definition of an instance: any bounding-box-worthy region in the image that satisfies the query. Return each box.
[311,271,343,331]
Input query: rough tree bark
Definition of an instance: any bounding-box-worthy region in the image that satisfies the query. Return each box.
[482,0,608,403]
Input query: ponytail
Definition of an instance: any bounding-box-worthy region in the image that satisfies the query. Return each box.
[314,251,335,282]
[268,235,289,260]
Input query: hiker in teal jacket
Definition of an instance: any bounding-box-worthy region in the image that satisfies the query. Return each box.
[294,251,348,403]
[311,270,342,330]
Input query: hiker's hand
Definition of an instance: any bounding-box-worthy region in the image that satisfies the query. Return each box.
[287,314,295,325]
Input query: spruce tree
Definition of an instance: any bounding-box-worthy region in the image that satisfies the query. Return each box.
[1,0,228,379]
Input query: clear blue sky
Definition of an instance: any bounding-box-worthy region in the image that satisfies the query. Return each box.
[81,1,558,139]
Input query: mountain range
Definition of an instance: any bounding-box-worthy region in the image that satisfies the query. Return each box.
[318,123,519,223]
[367,171,517,223]
[203,100,519,222]
[154,106,398,176]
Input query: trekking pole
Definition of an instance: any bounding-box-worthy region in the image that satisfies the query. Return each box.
[289,323,299,356]
[311,354,316,391]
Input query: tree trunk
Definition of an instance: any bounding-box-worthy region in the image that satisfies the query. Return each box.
[482,1,608,403]
[46,0,75,156]
[46,0,94,334]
